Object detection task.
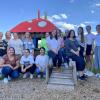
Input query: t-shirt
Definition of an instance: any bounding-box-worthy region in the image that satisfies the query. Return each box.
[3,54,19,68]
[23,39,34,52]
[20,55,34,67]
[8,39,23,55]
[85,33,95,45]
[35,55,49,69]
[46,36,60,51]
[95,34,100,46]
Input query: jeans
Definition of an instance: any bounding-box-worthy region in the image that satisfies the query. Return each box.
[2,66,19,78]
[48,50,62,68]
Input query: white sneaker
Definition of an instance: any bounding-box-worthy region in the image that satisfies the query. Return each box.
[64,63,68,68]
[30,74,33,79]
[3,78,8,83]
[23,73,27,79]
[8,76,12,81]
[37,75,41,78]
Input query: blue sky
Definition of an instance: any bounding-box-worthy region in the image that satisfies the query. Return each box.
[0,0,100,35]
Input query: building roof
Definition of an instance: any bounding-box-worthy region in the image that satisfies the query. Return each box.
[10,18,56,33]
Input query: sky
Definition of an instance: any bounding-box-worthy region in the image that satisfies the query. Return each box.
[0,0,100,35]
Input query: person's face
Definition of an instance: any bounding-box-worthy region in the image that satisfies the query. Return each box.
[78,27,83,35]
[86,26,91,33]
[13,33,18,39]
[52,29,57,37]
[96,26,100,34]
[6,32,11,39]
[40,48,45,55]
[45,33,49,37]
[70,31,75,38]
[25,32,30,38]
[0,32,3,39]
[24,50,30,56]
[8,48,15,55]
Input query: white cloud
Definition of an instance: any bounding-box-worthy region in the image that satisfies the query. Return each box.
[84,21,95,24]
[96,3,100,7]
[62,23,75,30]
[52,15,61,20]
[79,23,86,28]
[91,10,95,14]
[60,14,67,19]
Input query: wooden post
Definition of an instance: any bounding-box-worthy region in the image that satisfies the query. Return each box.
[72,61,77,85]
[46,66,49,84]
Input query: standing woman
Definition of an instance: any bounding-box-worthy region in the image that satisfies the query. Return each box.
[8,33,23,57]
[65,30,86,80]
[46,29,62,69]
[0,32,7,57]
[94,25,100,70]
[1,47,20,83]
[23,32,35,53]
[77,27,85,58]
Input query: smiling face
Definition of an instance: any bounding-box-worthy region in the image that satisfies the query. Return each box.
[40,48,45,55]
[51,29,57,37]
[6,31,11,40]
[24,49,30,57]
[7,47,15,56]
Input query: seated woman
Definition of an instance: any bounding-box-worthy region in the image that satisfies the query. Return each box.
[65,30,86,80]
[35,47,49,78]
[1,47,20,83]
[20,49,36,79]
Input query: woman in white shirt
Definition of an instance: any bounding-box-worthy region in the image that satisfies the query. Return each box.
[46,29,62,69]
[8,33,23,57]
[35,47,49,78]
[94,25,100,70]
[20,49,36,79]
[85,25,95,67]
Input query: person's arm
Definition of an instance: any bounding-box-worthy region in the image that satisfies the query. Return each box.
[13,60,20,70]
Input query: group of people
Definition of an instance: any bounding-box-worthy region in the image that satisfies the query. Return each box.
[0,24,100,83]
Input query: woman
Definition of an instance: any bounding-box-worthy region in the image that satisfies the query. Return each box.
[23,32,35,53]
[0,32,7,57]
[94,25,100,70]
[77,27,85,58]
[20,49,36,79]
[1,47,20,83]
[46,29,62,69]
[65,30,86,80]
[8,33,23,57]
[35,47,49,78]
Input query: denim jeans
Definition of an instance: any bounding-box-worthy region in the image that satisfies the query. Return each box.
[2,66,19,78]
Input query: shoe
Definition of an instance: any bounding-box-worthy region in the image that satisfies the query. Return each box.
[83,74,88,78]
[37,75,41,78]
[3,78,8,83]
[8,76,12,81]
[78,76,87,81]
[30,74,33,79]
[23,73,27,79]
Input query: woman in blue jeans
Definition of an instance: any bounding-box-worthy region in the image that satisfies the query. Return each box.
[1,47,20,83]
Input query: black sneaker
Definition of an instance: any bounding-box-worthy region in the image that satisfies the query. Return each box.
[78,76,87,81]
[83,74,88,78]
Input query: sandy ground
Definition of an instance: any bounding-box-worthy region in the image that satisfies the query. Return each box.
[0,77,100,100]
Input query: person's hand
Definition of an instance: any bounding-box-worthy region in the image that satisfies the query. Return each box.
[75,51,79,56]
[22,68,26,73]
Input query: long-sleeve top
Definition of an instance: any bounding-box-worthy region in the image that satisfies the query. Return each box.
[64,38,79,56]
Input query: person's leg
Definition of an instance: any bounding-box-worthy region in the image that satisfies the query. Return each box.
[10,70,19,79]
[2,66,12,78]
[70,55,86,80]
[28,64,36,74]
